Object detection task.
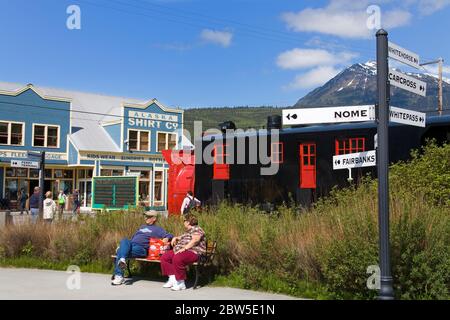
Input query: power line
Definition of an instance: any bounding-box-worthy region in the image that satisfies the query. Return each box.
[77,0,377,56]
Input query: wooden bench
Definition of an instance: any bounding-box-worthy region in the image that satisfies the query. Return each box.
[111,240,217,289]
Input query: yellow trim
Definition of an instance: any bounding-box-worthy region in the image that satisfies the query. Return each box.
[0,84,72,103]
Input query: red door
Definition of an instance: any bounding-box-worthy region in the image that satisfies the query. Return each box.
[299,143,316,189]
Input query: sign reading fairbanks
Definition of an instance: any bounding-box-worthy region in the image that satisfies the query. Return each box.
[333,150,377,170]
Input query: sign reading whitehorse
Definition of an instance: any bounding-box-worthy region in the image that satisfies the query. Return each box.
[388,42,420,69]
[333,150,377,170]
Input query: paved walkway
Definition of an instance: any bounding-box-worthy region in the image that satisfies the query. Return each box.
[0,268,298,300]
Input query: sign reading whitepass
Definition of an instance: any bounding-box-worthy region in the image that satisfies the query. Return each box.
[390,106,426,127]
[10,159,40,169]
[283,105,375,126]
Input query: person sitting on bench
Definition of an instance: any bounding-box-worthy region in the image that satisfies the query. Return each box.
[112,210,173,286]
[160,213,206,291]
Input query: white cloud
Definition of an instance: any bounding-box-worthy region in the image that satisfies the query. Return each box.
[421,63,450,75]
[281,1,412,39]
[417,0,450,15]
[277,48,358,70]
[284,66,342,90]
[200,29,233,47]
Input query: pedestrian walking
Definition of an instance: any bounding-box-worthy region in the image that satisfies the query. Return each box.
[72,189,80,219]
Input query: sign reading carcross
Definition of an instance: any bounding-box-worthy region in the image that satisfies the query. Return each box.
[389,69,427,97]
[333,150,377,170]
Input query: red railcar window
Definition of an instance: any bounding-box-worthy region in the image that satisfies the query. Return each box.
[213,144,230,180]
[271,142,284,164]
[335,137,365,155]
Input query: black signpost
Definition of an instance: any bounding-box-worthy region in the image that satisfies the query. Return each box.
[27,151,45,216]
[376,29,395,300]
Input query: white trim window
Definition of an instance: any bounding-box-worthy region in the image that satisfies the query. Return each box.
[0,121,25,146]
[128,129,151,151]
[32,124,60,148]
[157,132,177,152]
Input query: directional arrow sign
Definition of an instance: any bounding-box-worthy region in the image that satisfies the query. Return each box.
[11,159,40,169]
[388,42,420,69]
[333,150,377,170]
[389,69,427,97]
[389,106,426,127]
[282,105,375,126]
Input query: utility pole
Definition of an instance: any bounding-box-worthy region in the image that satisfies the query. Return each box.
[420,58,444,115]
[376,29,395,300]
[39,151,45,217]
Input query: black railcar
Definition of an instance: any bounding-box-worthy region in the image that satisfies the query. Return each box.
[194,114,450,208]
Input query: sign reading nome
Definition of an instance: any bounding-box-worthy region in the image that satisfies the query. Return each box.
[283,105,375,126]
[128,111,179,130]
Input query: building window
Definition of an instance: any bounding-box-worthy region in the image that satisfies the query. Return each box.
[33,124,59,148]
[157,132,177,152]
[271,142,284,164]
[153,170,164,206]
[335,137,365,155]
[0,121,24,146]
[100,169,112,176]
[128,130,150,151]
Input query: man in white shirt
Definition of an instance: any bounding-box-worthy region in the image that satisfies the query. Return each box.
[180,191,201,216]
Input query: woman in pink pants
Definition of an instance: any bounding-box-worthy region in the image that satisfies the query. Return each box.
[160,214,206,291]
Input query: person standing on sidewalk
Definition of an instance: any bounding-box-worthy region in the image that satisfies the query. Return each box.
[43,191,56,224]
[72,189,80,219]
[57,190,66,221]
[29,187,40,224]
[18,188,28,215]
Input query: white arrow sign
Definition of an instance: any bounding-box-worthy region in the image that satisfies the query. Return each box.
[389,69,427,97]
[333,150,377,170]
[11,159,40,169]
[388,42,420,69]
[389,106,426,127]
[282,105,375,126]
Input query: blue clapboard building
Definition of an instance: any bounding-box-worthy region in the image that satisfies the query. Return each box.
[0,82,189,211]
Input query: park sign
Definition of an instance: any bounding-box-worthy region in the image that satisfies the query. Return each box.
[390,106,426,128]
[282,105,375,126]
[333,150,377,170]
[389,69,427,97]
[10,159,39,169]
[388,42,420,69]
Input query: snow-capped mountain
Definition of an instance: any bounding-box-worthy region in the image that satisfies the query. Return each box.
[295,61,449,113]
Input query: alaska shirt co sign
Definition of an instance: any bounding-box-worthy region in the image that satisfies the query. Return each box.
[390,106,426,128]
[282,105,375,126]
[388,42,420,69]
[11,159,40,169]
[389,69,427,97]
[333,150,377,170]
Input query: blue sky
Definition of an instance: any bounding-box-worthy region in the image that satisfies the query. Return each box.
[0,0,449,108]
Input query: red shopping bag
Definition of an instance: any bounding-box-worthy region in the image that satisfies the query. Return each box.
[147,238,164,260]
[147,239,171,260]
